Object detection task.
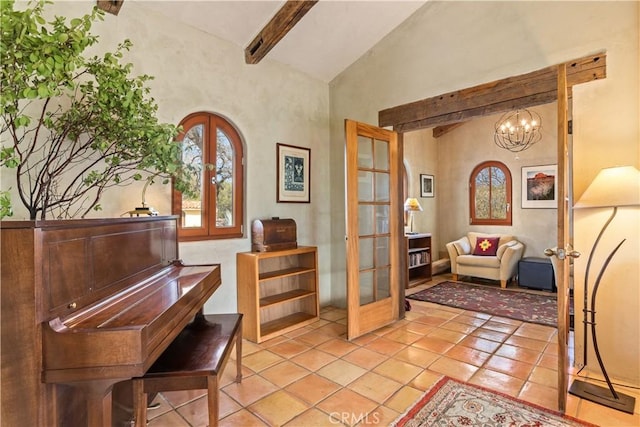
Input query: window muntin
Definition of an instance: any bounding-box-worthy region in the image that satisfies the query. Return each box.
[173,112,243,240]
[469,161,512,225]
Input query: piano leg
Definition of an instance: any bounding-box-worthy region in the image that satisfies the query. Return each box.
[207,375,218,427]
[87,393,112,427]
[236,322,243,383]
[132,380,146,427]
[71,379,121,427]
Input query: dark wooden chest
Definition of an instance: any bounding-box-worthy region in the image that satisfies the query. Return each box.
[251,218,297,252]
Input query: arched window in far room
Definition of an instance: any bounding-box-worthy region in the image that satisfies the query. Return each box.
[172,112,244,240]
[469,161,512,226]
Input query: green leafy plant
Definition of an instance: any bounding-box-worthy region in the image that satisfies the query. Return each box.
[0,190,13,219]
[1,0,195,220]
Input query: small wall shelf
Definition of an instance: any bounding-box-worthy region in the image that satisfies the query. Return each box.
[406,233,432,288]
[236,246,319,343]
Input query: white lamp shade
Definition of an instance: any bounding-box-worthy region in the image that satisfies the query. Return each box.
[404,198,423,211]
[574,166,640,208]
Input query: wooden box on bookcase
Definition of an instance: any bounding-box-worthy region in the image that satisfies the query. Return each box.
[236,246,319,343]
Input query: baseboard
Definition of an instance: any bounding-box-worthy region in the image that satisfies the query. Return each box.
[432,258,451,275]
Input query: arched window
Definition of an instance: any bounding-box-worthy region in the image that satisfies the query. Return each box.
[172,112,244,240]
[469,161,512,226]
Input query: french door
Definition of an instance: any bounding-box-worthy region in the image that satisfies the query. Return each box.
[345,119,402,340]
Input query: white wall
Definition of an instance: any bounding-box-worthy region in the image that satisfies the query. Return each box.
[329,1,639,384]
[0,1,333,312]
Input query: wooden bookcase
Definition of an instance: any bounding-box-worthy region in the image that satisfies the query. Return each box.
[236,246,319,343]
[406,233,432,288]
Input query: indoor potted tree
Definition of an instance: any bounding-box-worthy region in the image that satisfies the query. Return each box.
[0,0,194,220]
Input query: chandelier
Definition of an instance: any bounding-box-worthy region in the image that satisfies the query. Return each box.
[494,109,542,152]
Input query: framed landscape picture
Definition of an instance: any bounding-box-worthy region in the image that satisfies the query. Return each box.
[420,174,434,198]
[277,143,310,203]
[521,164,557,208]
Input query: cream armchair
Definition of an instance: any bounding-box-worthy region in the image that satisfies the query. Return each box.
[445,232,524,288]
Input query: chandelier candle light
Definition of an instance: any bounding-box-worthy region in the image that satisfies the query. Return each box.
[494,108,542,152]
[404,198,423,234]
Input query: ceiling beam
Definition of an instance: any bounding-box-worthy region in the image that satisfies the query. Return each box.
[379,52,606,133]
[245,0,319,65]
[96,0,124,16]
[432,123,464,138]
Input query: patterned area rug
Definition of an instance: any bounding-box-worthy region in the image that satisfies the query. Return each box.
[406,281,557,326]
[392,377,597,427]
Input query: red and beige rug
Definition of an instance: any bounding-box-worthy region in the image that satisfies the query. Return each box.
[393,377,597,427]
[406,281,557,326]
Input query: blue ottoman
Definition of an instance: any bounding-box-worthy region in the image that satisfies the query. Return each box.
[518,257,556,291]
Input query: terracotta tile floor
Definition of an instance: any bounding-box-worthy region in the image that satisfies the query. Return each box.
[143,277,640,426]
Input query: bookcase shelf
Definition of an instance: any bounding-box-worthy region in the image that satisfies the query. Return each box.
[406,233,432,288]
[236,246,319,343]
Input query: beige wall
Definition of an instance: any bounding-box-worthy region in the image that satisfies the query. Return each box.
[403,131,439,255]
[436,103,558,259]
[329,1,639,383]
[401,115,554,263]
[0,1,333,312]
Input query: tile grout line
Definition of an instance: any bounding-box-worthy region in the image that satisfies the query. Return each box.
[157,282,629,426]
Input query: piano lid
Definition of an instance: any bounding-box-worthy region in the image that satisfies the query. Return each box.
[42,263,221,384]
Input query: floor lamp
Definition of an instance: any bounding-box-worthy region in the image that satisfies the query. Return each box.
[570,165,640,414]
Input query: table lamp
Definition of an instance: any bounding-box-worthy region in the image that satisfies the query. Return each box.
[404,197,423,234]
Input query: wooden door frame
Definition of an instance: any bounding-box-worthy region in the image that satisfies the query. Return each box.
[377,53,606,412]
[556,63,571,411]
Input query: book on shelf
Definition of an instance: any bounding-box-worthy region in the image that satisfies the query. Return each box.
[409,250,430,267]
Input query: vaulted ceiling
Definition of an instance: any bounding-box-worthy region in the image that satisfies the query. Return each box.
[102,1,606,136]
[132,1,427,82]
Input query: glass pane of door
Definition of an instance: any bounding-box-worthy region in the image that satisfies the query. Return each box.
[359,205,374,236]
[375,205,389,234]
[358,136,373,168]
[375,172,389,202]
[376,267,390,299]
[358,171,374,202]
[359,271,374,305]
[358,136,391,306]
[374,139,388,169]
[359,237,374,270]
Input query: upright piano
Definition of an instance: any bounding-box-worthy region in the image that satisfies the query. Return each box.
[1,216,221,426]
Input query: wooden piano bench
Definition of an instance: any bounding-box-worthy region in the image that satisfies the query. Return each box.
[132,313,243,427]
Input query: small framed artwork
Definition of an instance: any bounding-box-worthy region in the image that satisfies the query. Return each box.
[420,174,434,198]
[277,143,311,203]
[521,164,558,208]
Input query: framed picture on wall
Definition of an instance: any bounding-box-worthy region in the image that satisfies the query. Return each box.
[521,164,557,208]
[420,174,434,198]
[277,143,311,203]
